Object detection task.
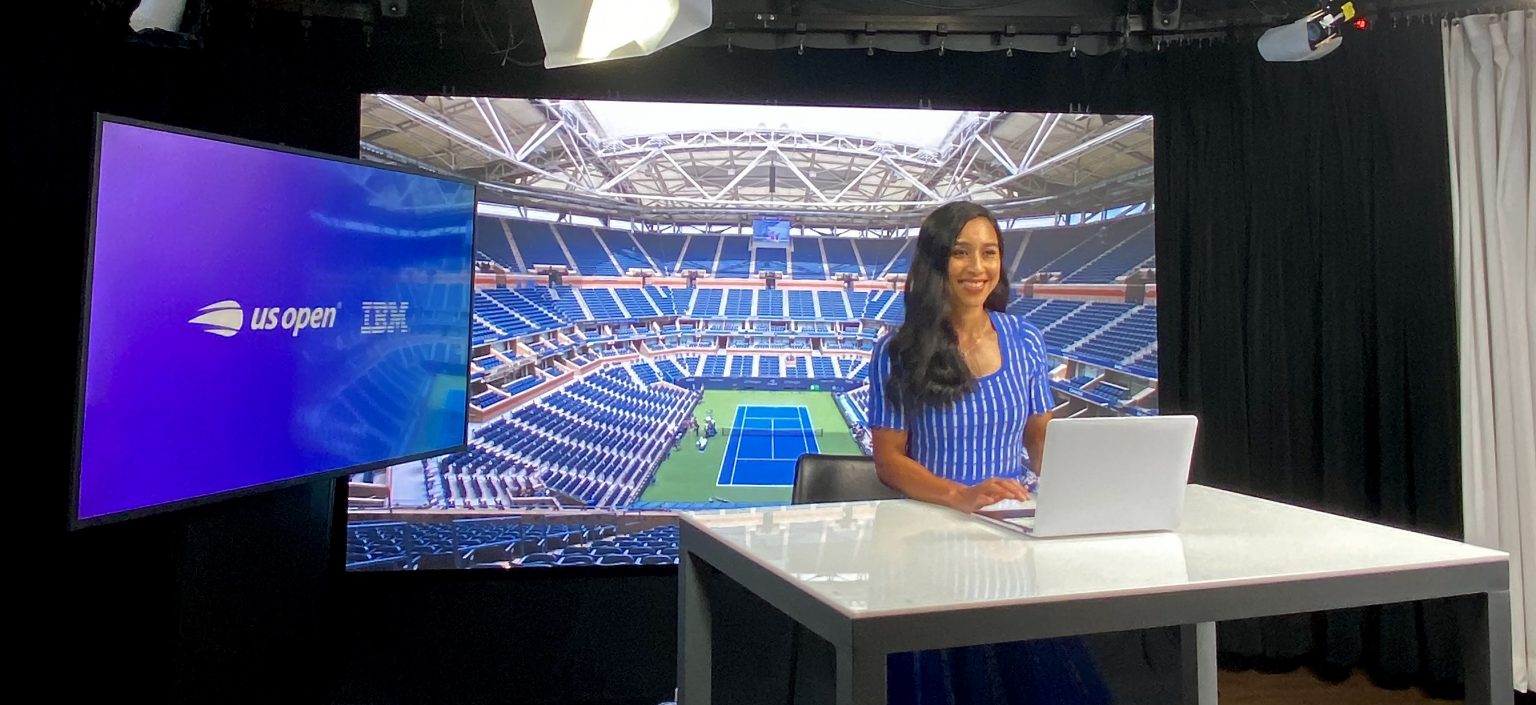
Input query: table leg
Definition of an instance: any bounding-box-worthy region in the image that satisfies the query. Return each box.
[1461,590,1513,705]
[835,642,886,705]
[679,549,713,705]
[1180,622,1217,705]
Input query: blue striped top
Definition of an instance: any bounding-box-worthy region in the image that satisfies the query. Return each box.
[868,310,1054,491]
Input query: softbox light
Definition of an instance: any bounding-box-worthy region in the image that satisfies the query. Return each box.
[531,0,712,69]
[129,0,187,32]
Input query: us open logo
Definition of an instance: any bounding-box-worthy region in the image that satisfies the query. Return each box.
[189,300,340,338]
[188,300,244,338]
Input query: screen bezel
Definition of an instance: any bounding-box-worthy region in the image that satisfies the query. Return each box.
[70,114,478,530]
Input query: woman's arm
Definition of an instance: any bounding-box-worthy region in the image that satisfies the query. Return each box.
[874,427,1029,512]
[1019,320,1056,477]
[1025,411,1052,475]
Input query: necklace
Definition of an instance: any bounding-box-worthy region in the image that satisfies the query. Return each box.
[957,326,990,359]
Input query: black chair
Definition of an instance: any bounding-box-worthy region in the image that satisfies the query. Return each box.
[783,453,901,705]
[703,455,905,705]
[790,453,903,504]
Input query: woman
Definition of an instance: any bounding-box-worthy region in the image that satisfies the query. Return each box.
[869,200,1049,509]
[869,201,1109,705]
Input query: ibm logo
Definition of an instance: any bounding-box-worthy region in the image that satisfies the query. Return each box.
[361,301,410,335]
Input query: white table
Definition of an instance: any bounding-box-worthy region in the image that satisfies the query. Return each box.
[677,485,1512,705]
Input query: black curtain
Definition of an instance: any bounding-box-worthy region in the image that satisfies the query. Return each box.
[1153,24,1466,693]
[32,4,1481,700]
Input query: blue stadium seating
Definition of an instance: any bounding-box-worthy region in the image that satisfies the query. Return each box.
[715,237,751,277]
[846,291,869,319]
[855,239,904,278]
[577,288,626,320]
[689,288,723,318]
[347,519,620,569]
[1040,302,1133,352]
[1028,218,1147,280]
[634,232,683,273]
[680,235,721,272]
[481,212,1155,284]
[538,286,590,322]
[616,288,661,318]
[757,289,785,317]
[821,238,862,276]
[817,290,851,319]
[1013,229,1081,276]
[1084,381,1129,406]
[787,290,816,320]
[658,358,689,381]
[1072,306,1156,364]
[1000,230,1027,267]
[724,289,752,318]
[504,375,541,396]
[633,361,660,384]
[442,369,697,508]
[1064,224,1154,283]
[475,217,521,271]
[1019,299,1084,340]
[507,220,571,269]
[483,288,565,330]
[886,240,913,275]
[600,230,655,273]
[1128,350,1158,378]
[1006,296,1048,317]
[790,240,828,279]
[556,225,621,276]
[472,322,500,345]
[474,292,531,338]
[755,244,787,274]
[473,390,504,408]
[863,291,894,319]
[644,286,676,315]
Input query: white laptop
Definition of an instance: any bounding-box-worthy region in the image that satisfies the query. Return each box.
[980,414,1199,538]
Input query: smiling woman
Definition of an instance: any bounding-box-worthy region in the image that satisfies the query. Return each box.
[865,201,1098,704]
[867,200,1050,512]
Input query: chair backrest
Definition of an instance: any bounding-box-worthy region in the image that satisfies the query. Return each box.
[791,453,904,504]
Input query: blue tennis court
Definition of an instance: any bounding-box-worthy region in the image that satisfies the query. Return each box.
[717,405,821,486]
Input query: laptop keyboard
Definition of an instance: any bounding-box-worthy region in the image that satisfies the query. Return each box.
[979,498,1036,515]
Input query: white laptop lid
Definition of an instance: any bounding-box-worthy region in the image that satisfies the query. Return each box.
[1029,414,1199,538]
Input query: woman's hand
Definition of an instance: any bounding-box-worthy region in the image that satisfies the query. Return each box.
[947,477,1032,513]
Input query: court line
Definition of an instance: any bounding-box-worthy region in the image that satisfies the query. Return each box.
[721,404,817,486]
[717,405,749,486]
[797,408,813,456]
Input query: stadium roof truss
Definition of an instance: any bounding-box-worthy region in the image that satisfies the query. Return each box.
[360,95,1152,227]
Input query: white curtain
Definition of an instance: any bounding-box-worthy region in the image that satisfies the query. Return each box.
[1444,9,1536,694]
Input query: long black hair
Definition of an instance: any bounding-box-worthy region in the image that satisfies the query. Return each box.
[883,201,1010,412]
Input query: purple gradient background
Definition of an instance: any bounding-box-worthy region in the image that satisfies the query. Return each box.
[78,121,475,522]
